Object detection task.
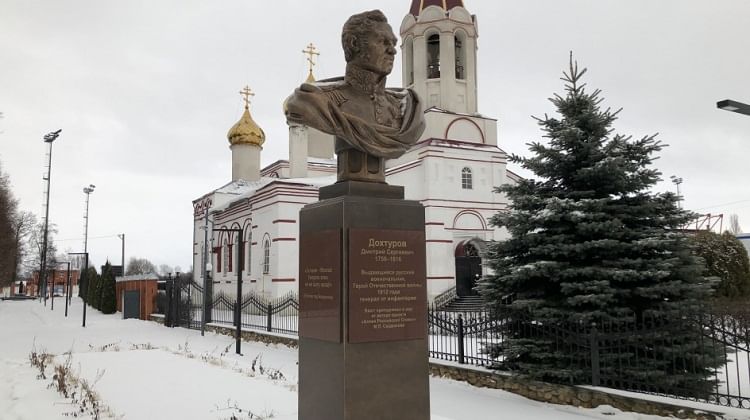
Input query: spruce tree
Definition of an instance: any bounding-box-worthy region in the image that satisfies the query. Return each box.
[87,268,100,309]
[481,58,719,393]
[99,262,117,314]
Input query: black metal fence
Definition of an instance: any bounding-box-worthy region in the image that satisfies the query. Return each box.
[427,306,502,366]
[158,288,750,410]
[493,310,750,409]
[209,291,299,335]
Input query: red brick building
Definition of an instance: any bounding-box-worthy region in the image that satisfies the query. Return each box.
[28,270,81,297]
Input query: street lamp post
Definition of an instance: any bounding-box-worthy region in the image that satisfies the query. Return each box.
[39,129,61,305]
[212,227,246,356]
[670,176,684,208]
[69,252,89,327]
[83,185,95,255]
[717,99,750,117]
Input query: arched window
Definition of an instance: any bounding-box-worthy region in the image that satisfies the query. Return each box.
[245,231,252,273]
[455,34,466,80]
[227,242,233,273]
[461,167,473,190]
[404,37,414,86]
[262,237,271,274]
[427,34,440,79]
[223,240,229,276]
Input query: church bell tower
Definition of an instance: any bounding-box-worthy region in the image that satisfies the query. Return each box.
[401,0,478,115]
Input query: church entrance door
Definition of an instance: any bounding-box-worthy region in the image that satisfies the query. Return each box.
[455,241,482,297]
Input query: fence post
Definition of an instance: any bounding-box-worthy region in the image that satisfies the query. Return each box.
[174,276,181,328]
[267,303,273,332]
[590,323,600,387]
[457,314,465,365]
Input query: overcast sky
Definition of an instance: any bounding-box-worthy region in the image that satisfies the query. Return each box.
[1,0,748,272]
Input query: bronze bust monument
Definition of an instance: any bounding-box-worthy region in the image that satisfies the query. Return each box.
[286,10,425,184]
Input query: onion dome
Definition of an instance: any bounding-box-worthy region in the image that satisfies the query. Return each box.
[228,86,265,147]
[409,0,465,16]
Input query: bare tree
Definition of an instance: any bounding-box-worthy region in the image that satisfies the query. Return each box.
[25,221,59,277]
[158,264,174,276]
[728,214,743,235]
[126,257,157,275]
[0,161,18,287]
[11,211,36,284]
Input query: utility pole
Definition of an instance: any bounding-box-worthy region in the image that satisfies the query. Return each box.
[39,129,61,305]
[117,234,125,278]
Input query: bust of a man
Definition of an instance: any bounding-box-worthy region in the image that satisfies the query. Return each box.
[286,10,425,184]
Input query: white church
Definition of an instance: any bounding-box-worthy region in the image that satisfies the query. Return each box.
[192,0,519,303]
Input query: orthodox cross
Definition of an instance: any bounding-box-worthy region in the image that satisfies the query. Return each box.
[239,86,255,108]
[302,43,320,76]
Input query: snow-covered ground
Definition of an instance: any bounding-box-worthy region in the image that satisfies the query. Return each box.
[1,298,748,420]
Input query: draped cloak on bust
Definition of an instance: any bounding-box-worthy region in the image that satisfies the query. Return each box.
[286,78,425,160]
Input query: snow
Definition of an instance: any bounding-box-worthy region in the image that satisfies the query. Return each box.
[2,298,748,420]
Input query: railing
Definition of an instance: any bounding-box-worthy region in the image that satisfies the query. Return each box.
[208,290,299,335]
[428,306,502,366]
[432,287,458,310]
[160,289,750,410]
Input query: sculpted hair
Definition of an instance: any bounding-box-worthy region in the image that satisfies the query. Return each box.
[342,10,388,62]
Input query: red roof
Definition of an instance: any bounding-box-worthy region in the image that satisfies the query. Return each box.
[409,0,465,16]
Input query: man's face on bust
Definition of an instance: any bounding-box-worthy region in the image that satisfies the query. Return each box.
[352,22,397,77]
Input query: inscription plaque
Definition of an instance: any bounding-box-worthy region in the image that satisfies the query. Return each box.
[348,228,427,343]
[300,229,342,342]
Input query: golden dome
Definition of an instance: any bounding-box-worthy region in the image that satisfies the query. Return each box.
[228,87,265,147]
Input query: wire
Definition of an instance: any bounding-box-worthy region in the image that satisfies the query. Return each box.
[693,199,750,211]
[53,234,121,243]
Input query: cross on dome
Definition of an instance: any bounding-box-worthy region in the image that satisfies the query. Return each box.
[239,86,255,109]
[228,85,265,147]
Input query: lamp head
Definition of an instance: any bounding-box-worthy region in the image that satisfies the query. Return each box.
[43,129,62,143]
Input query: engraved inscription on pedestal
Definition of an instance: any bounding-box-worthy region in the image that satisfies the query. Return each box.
[300,229,342,342]
[348,229,427,343]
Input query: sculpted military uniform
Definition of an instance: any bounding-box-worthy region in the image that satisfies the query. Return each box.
[285,10,425,184]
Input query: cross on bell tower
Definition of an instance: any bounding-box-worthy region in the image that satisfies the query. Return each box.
[302,43,320,83]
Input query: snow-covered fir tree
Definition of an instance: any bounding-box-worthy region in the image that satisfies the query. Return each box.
[480,58,720,391]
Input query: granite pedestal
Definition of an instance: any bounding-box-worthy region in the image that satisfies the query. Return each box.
[298,181,430,420]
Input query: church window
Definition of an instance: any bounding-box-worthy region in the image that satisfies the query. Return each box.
[262,238,271,274]
[228,244,233,273]
[462,167,473,190]
[455,35,466,80]
[223,242,229,276]
[214,246,222,273]
[404,37,414,86]
[464,242,479,257]
[247,240,252,273]
[427,34,440,79]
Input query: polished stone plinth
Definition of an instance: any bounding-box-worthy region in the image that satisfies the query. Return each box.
[298,182,430,420]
